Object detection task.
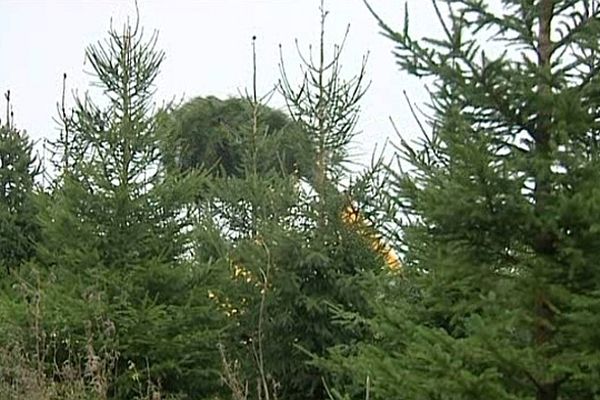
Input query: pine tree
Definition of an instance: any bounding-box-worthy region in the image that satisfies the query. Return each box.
[0,90,39,275]
[333,1,600,399]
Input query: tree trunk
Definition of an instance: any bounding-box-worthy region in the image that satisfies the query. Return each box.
[536,382,558,400]
[532,2,560,400]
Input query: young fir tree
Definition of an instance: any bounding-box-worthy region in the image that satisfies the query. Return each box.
[31,20,226,399]
[0,91,39,276]
[246,2,385,399]
[183,36,305,399]
[332,1,600,399]
[183,13,381,397]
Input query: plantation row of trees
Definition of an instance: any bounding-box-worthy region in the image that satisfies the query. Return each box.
[1,1,599,400]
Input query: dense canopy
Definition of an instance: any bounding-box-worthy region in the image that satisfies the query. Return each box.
[1,1,599,400]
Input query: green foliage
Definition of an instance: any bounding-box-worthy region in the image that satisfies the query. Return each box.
[0,3,386,399]
[15,21,229,400]
[279,8,368,192]
[0,97,39,276]
[197,5,382,400]
[332,1,600,399]
[163,96,314,181]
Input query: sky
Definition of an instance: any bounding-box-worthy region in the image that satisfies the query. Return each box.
[0,0,441,170]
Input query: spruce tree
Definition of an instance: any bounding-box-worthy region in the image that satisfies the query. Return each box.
[187,11,382,396]
[0,90,39,275]
[237,2,382,399]
[333,1,600,399]
[32,20,226,399]
[187,36,305,400]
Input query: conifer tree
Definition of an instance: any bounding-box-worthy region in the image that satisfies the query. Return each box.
[186,10,381,396]
[163,95,313,180]
[31,19,226,399]
[334,1,600,399]
[233,2,383,399]
[0,91,39,275]
[189,36,304,399]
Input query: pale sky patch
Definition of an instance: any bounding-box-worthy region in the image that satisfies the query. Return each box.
[0,0,443,170]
